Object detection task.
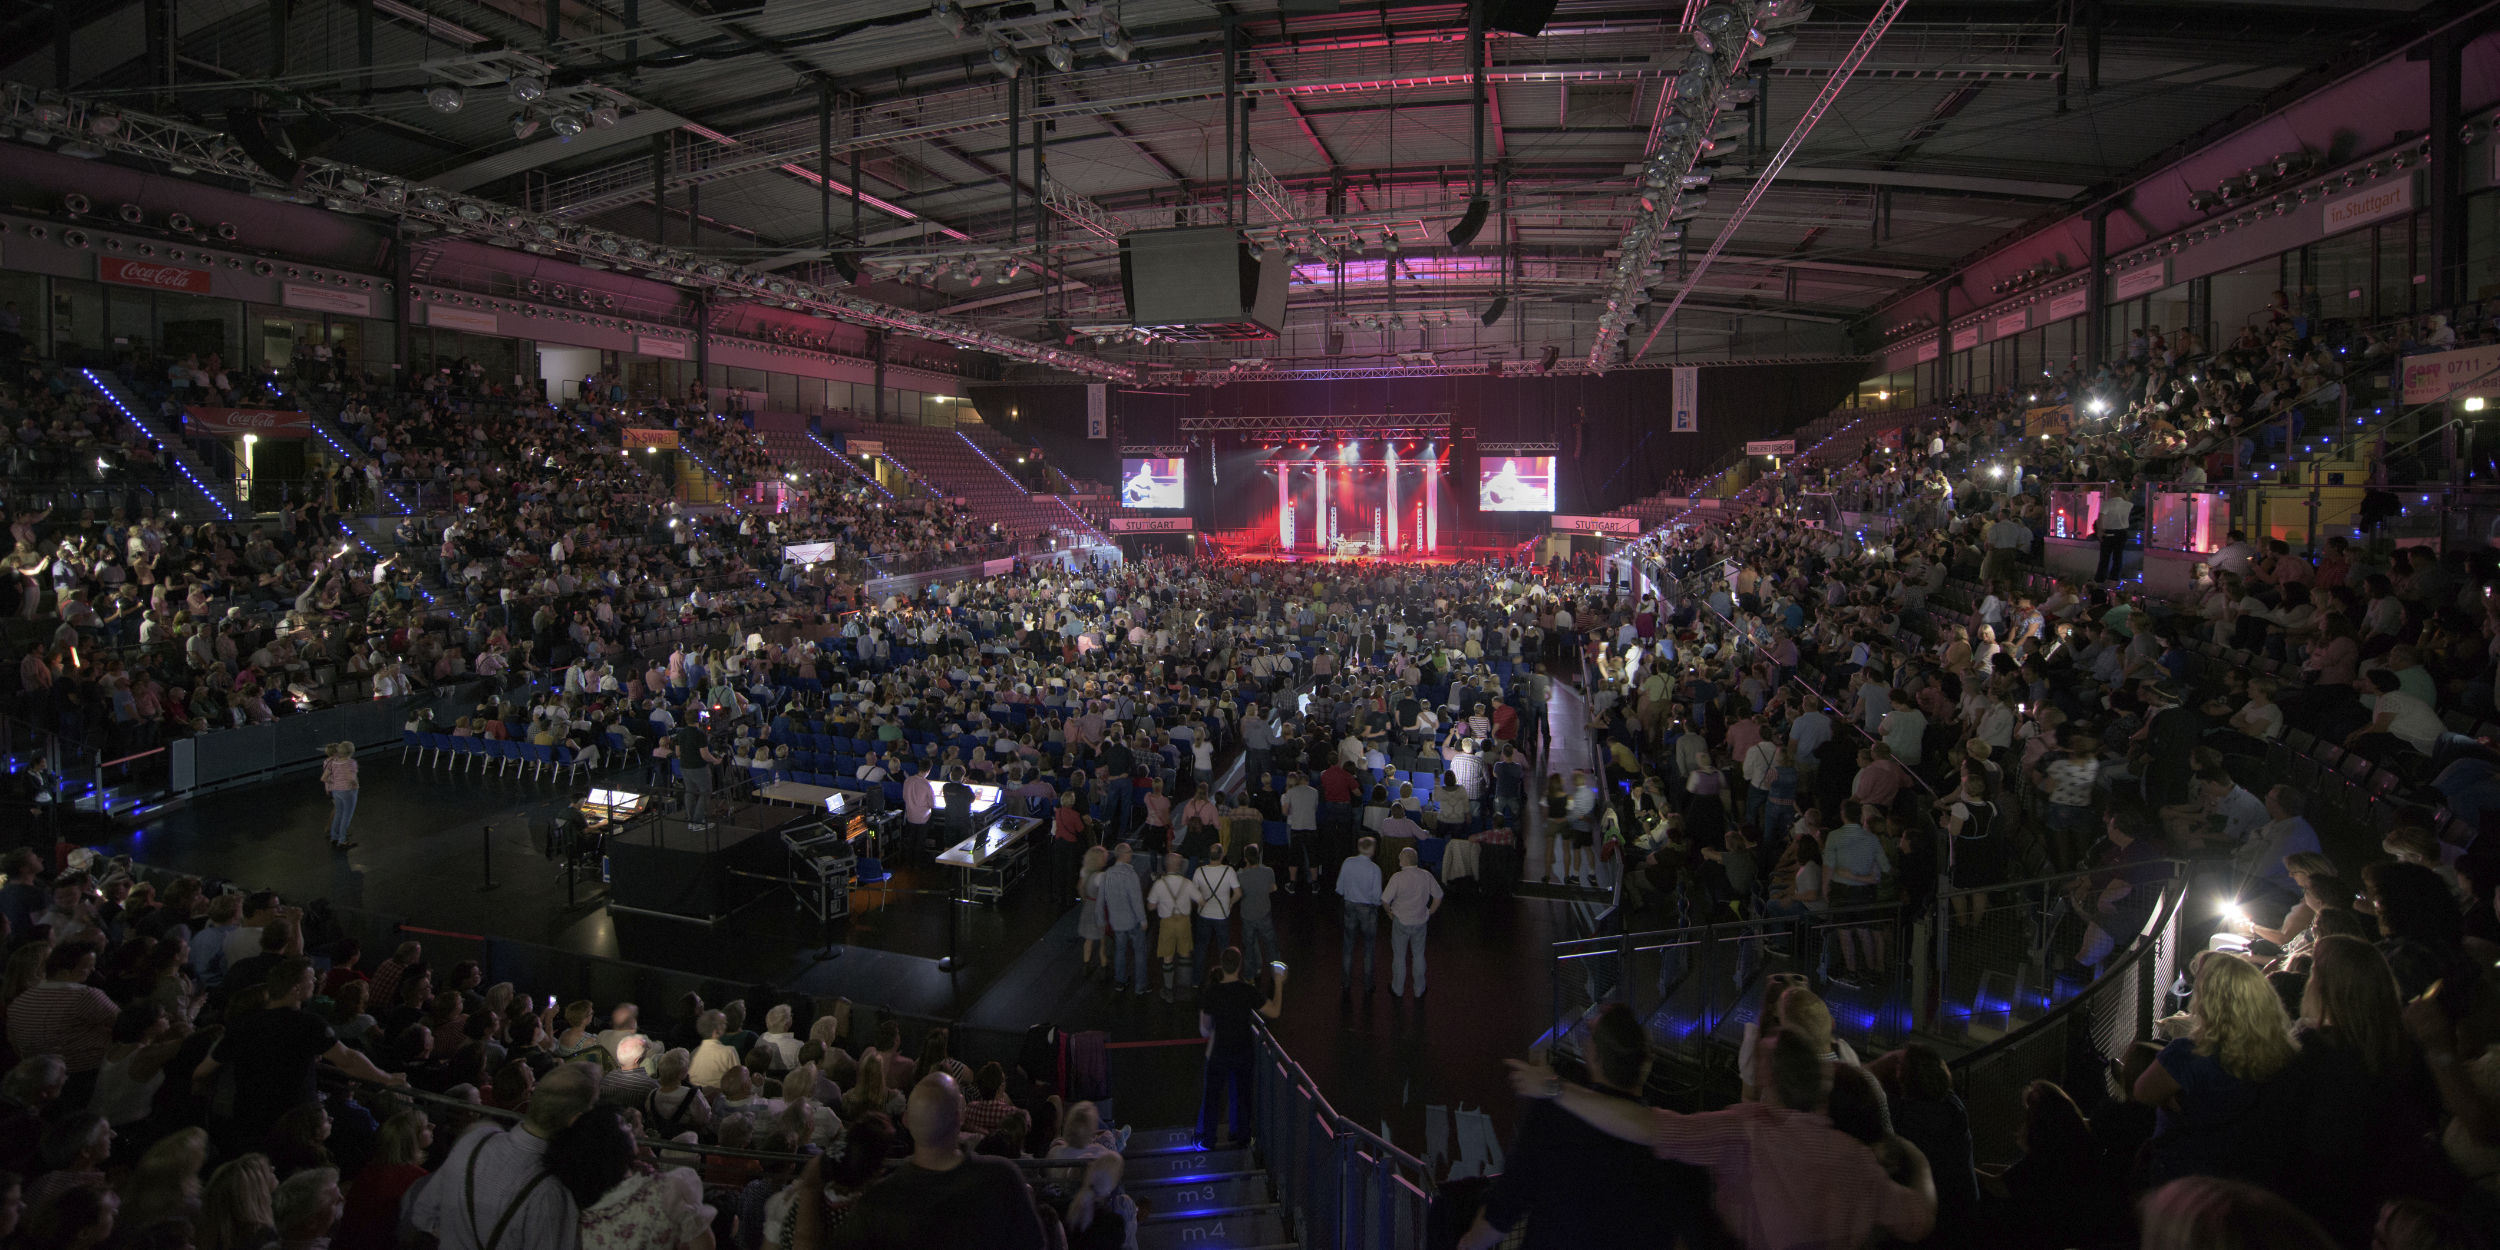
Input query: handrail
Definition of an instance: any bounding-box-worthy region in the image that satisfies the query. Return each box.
[1951,876,2188,1071]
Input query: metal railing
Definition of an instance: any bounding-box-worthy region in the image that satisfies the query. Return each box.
[1254,1020,1435,1250]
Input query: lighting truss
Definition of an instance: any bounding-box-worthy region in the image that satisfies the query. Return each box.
[1179,415,1462,439]
[1481,442,1560,455]
[1633,0,1908,366]
[1589,0,1814,373]
[1143,353,1870,384]
[1039,174,1127,241]
[0,84,1137,383]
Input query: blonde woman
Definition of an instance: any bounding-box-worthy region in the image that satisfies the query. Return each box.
[119,1126,210,1233]
[197,1153,279,1250]
[1076,845,1109,978]
[2133,954,2299,1185]
[321,741,360,851]
[337,1113,431,1250]
[839,1051,904,1121]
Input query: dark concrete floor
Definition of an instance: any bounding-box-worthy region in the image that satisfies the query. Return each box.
[105,679,1605,1151]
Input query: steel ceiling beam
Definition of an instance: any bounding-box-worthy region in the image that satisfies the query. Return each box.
[1633,0,1913,366]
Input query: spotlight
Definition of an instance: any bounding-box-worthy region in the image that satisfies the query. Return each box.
[550,112,586,139]
[510,112,540,141]
[1045,40,1075,73]
[1102,25,1137,61]
[989,46,1022,78]
[931,0,967,36]
[509,73,546,102]
[590,103,622,129]
[426,86,464,114]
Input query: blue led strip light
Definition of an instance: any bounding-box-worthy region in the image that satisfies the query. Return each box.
[955,430,1032,496]
[806,431,896,501]
[81,369,236,521]
[311,424,413,515]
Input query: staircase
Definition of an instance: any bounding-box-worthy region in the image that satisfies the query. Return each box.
[819,416,1108,547]
[307,415,415,515]
[1118,1128,1296,1250]
[80,368,245,522]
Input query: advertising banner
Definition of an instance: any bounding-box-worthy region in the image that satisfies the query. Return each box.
[428,305,501,334]
[1549,514,1641,535]
[184,407,310,438]
[2048,290,2089,321]
[2113,262,2169,300]
[1914,339,1939,363]
[2324,177,2413,236]
[1086,383,1108,438]
[982,557,1017,576]
[1107,516,1195,533]
[846,439,884,457]
[2024,404,2074,438]
[636,335,689,360]
[782,541,839,564]
[1671,367,1698,432]
[623,428,681,449]
[2401,344,2500,404]
[100,257,213,293]
[1951,326,1980,352]
[1744,439,1797,456]
[1993,309,2028,339]
[282,283,373,317]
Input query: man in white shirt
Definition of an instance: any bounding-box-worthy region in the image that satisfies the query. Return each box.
[2093,484,2135,583]
[1336,838,1386,994]
[1281,773,1321,894]
[1190,846,1242,988]
[2348,669,2442,761]
[1146,853,1205,1003]
[1380,847,1445,998]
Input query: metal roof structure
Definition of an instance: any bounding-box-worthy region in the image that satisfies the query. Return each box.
[0,0,2451,377]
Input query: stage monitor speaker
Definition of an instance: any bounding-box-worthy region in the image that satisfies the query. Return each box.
[1118,226,1289,338]
[1474,0,1558,37]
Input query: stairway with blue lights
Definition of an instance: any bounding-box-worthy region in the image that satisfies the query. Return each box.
[1118,1127,1295,1250]
[801,430,897,500]
[80,368,246,521]
[308,415,413,516]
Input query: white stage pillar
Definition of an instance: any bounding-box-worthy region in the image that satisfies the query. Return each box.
[1385,452,1399,551]
[1425,460,1439,553]
[1279,464,1293,550]
[1316,463,1329,547]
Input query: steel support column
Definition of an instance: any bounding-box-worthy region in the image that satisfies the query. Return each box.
[2429,31,2468,308]
[2084,209,2107,371]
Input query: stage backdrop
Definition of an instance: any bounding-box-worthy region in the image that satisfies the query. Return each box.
[967,360,1863,518]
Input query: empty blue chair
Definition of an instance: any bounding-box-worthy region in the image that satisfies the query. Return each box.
[853,856,893,905]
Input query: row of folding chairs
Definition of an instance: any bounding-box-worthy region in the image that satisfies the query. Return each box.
[401,731,590,784]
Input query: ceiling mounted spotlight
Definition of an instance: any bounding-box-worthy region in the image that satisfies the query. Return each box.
[1748,35,1796,61]
[32,94,68,125]
[931,0,967,36]
[550,112,586,139]
[588,103,621,129]
[988,45,1022,79]
[62,193,91,215]
[509,73,545,102]
[455,201,486,222]
[510,111,540,140]
[1045,40,1075,73]
[426,86,464,114]
[1102,25,1136,61]
[167,212,192,233]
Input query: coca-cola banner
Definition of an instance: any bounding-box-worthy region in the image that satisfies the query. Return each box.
[185,407,311,438]
[99,257,214,294]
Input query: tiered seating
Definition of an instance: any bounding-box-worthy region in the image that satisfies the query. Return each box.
[820,416,1104,546]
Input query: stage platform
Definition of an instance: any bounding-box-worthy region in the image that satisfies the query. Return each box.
[605,808,810,925]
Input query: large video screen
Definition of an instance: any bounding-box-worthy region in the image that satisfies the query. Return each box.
[1121,457,1188,509]
[1478,455,1557,512]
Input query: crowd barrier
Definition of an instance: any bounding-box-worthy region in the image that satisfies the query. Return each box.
[168,686,477,795]
[1254,1019,1436,1250]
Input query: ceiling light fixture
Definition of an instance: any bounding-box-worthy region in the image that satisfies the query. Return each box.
[510,111,540,140]
[426,86,464,114]
[509,73,546,102]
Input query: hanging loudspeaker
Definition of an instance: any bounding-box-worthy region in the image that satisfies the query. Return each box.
[1480,296,1508,327]
[1473,0,1558,37]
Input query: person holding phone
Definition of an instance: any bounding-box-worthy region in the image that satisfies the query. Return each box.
[1196,947,1283,1150]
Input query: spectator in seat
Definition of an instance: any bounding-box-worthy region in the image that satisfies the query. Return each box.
[335,1111,431,1250]
[2136,1176,2335,1250]
[6,941,116,1105]
[600,1035,660,1108]
[687,1011,738,1089]
[271,1166,345,1250]
[23,1110,112,1210]
[547,1103,716,1250]
[408,1061,602,1250]
[2132,953,2302,1188]
[832,1074,1048,1250]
